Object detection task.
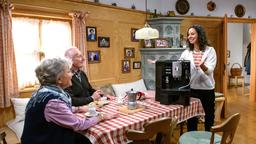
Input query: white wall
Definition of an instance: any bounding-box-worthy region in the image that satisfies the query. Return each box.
[227,23,243,75]
[87,0,256,18]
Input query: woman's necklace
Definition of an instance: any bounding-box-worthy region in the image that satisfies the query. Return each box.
[193,49,202,54]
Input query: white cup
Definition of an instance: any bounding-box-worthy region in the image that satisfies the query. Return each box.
[88,106,97,115]
[100,97,107,101]
[117,96,124,105]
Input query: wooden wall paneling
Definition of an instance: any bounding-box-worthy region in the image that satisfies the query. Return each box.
[0,107,15,128]
[117,21,142,83]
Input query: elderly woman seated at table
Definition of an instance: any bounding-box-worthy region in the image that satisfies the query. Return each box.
[21,58,118,144]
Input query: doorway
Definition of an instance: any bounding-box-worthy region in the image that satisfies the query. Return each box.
[227,23,251,96]
[224,17,256,103]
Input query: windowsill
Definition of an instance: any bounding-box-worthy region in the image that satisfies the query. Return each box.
[19,85,39,93]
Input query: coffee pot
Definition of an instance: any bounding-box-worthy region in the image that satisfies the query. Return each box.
[126,89,138,110]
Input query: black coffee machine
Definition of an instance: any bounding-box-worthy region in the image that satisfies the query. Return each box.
[155,60,191,106]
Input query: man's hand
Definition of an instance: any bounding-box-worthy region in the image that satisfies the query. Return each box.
[92,90,102,101]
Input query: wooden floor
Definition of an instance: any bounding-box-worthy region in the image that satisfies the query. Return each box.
[2,86,256,144]
[225,86,256,144]
[172,85,256,143]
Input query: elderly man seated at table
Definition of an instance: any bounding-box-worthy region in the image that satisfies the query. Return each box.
[21,58,118,144]
[64,47,103,106]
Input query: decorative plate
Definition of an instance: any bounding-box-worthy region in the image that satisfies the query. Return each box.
[207,1,216,11]
[175,0,190,15]
[234,4,245,17]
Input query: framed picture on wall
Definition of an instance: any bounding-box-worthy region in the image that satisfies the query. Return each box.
[122,60,131,73]
[133,61,141,69]
[155,38,168,48]
[124,47,135,58]
[131,28,139,42]
[86,26,97,41]
[98,36,110,47]
[144,39,153,48]
[88,50,101,63]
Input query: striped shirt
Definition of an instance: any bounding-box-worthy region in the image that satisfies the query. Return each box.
[193,51,204,68]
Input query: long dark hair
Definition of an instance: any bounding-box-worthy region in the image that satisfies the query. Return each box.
[187,24,209,51]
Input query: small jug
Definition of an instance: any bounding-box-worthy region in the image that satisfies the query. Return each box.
[126,89,138,110]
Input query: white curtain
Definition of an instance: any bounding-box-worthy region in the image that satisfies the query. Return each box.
[12,17,72,88]
[41,20,72,59]
[12,18,40,88]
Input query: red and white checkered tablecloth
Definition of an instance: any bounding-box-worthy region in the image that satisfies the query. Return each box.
[84,92,205,144]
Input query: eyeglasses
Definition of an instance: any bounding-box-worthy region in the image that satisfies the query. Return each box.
[73,54,84,60]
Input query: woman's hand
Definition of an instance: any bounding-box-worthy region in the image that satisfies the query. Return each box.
[97,112,119,122]
[200,62,208,72]
[147,59,157,64]
[78,105,88,113]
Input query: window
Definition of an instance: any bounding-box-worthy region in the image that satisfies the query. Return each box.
[12,17,72,89]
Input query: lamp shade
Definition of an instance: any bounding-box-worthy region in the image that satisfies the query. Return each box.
[135,23,159,40]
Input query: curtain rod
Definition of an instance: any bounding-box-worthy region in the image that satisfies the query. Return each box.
[12,3,73,20]
[13,3,70,12]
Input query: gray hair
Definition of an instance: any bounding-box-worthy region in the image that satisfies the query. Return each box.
[35,58,71,85]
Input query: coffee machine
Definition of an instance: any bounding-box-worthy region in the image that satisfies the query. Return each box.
[155,60,191,106]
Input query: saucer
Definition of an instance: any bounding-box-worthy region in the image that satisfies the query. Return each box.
[97,100,110,106]
[85,112,99,117]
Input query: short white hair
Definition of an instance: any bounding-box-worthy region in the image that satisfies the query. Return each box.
[64,46,79,60]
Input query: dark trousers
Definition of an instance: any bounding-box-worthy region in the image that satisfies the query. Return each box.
[74,132,92,144]
[187,89,215,131]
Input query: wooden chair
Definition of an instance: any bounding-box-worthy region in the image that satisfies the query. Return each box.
[0,132,7,144]
[126,117,177,144]
[178,113,241,144]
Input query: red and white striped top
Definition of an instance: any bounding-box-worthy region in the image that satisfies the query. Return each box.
[193,51,204,68]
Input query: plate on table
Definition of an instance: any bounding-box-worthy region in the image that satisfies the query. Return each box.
[84,112,99,117]
[97,100,110,106]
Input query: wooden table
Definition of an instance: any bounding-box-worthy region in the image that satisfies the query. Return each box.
[83,91,205,144]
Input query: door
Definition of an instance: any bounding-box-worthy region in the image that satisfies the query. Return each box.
[223,15,228,116]
[250,24,256,101]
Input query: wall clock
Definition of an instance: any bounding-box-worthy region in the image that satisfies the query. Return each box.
[175,0,190,15]
[234,4,245,17]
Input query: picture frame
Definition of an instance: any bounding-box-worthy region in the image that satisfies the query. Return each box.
[155,38,168,48]
[98,36,110,47]
[124,47,135,58]
[144,39,153,48]
[131,28,139,42]
[121,60,131,73]
[87,50,101,63]
[227,50,230,58]
[86,26,97,41]
[133,61,141,69]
